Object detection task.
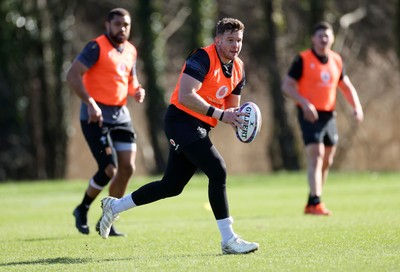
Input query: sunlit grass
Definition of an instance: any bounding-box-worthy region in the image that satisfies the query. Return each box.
[0,172,399,271]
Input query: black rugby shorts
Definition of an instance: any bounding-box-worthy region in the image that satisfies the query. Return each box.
[297,107,338,146]
[164,105,211,153]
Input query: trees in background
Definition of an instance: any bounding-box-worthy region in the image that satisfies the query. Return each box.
[134,0,216,174]
[0,0,398,180]
[0,0,75,180]
[397,0,400,59]
[263,0,300,170]
[136,1,169,173]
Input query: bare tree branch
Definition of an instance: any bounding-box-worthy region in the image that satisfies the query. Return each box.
[334,5,367,52]
[161,6,191,41]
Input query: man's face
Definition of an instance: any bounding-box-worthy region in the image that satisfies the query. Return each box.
[312,28,334,51]
[215,30,243,63]
[106,15,131,44]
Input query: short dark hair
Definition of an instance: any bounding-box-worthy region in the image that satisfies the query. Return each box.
[107,8,130,22]
[312,21,333,35]
[215,18,244,36]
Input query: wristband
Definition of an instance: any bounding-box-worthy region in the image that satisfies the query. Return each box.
[219,111,225,121]
[206,106,215,117]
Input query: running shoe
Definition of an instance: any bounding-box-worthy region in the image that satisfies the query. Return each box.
[99,197,120,239]
[304,203,332,216]
[73,206,89,234]
[221,236,259,254]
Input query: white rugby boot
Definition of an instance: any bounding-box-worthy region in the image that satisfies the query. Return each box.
[221,236,259,254]
[99,197,120,239]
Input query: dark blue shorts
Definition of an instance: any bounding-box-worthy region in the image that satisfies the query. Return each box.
[80,121,136,167]
[297,107,338,146]
[164,105,212,153]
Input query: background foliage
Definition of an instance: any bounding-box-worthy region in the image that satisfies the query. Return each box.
[0,0,399,181]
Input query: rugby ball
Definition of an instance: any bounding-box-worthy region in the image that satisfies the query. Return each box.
[235,102,262,143]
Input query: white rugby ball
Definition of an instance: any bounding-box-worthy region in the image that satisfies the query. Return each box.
[235,102,262,143]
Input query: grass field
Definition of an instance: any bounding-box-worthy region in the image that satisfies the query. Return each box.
[0,172,399,271]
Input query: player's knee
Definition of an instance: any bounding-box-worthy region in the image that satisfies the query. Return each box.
[161,180,184,197]
[118,162,135,177]
[124,162,135,175]
[91,169,113,189]
[210,163,227,185]
[104,164,117,178]
[165,186,184,197]
[325,157,334,168]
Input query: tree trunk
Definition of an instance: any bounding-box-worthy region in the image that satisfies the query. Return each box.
[31,0,73,179]
[309,0,327,28]
[187,0,217,48]
[137,0,168,174]
[0,0,73,180]
[264,0,300,170]
[397,0,400,59]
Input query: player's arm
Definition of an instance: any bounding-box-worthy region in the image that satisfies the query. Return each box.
[66,41,103,126]
[338,75,364,122]
[281,55,318,123]
[179,49,224,119]
[178,73,212,115]
[66,60,103,126]
[66,60,91,104]
[179,49,246,125]
[223,93,245,130]
[281,75,308,106]
[178,75,246,127]
[128,63,145,103]
[224,93,240,110]
[178,74,230,121]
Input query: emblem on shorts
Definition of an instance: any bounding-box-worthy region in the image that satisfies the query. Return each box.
[197,126,207,138]
[169,139,179,151]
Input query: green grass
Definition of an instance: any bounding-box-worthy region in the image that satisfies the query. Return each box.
[0,172,399,271]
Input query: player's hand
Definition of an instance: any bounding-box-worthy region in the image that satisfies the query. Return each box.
[134,85,145,103]
[301,102,318,123]
[221,107,249,130]
[87,98,103,127]
[353,106,364,123]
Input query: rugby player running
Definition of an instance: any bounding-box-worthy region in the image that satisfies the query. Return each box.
[98,18,259,254]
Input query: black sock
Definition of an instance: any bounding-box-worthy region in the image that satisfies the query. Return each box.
[307,195,321,206]
[79,193,94,210]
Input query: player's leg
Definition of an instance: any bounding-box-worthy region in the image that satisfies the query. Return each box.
[304,143,331,215]
[305,143,325,198]
[99,145,197,238]
[130,145,197,205]
[322,145,336,187]
[322,115,339,187]
[298,109,331,215]
[93,149,134,237]
[97,127,137,236]
[107,125,137,198]
[73,122,115,234]
[183,138,259,254]
[109,149,135,198]
[306,114,339,215]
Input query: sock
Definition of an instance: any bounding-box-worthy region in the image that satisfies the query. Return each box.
[308,195,321,206]
[112,194,137,214]
[79,193,94,210]
[217,216,237,244]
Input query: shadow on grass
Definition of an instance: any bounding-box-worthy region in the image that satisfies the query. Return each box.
[21,237,70,242]
[0,257,93,266]
[0,253,224,267]
[0,256,138,267]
